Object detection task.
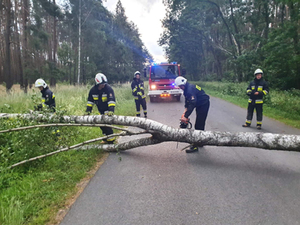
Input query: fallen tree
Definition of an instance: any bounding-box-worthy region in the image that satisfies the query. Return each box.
[1,113,300,152]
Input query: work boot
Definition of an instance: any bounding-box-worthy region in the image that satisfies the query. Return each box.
[242,123,251,127]
[257,125,262,130]
[186,146,198,153]
[144,114,147,118]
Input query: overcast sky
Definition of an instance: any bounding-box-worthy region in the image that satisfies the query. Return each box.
[103,0,167,62]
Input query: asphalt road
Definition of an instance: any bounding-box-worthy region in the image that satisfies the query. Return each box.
[60,96,300,225]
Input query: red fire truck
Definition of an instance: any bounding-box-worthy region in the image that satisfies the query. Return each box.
[147,62,185,102]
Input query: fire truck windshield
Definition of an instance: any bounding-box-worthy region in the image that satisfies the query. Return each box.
[150,65,178,79]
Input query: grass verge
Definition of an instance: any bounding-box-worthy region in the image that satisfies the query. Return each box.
[0,83,136,225]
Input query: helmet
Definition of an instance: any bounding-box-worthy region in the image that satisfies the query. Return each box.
[35,78,47,88]
[254,69,263,75]
[134,71,141,77]
[175,76,187,86]
[95,73,107,85]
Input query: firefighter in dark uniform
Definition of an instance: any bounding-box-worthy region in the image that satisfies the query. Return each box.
[34,78,56,112]
[242,69,269,129]
[131,71,147,118]
[175,76,210,153]
[85,73,116,144]
[34,78,60,137]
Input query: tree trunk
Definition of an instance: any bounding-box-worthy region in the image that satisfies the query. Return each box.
[4,0,12,92]
[22,0,29,93]
[1,113,300,152]
[14,0,24,90]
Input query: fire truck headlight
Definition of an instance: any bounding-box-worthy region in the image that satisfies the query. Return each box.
[151,84,156,90]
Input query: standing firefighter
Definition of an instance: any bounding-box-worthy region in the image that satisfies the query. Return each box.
[131,71,147,118]
[242,69,269,129]
[34,78,56,112]
[85,73,116,144]
[175,76,210,153]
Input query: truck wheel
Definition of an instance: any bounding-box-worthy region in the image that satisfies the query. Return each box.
[150,97,155,102]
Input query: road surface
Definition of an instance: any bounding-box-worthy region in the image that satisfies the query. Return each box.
[61,96,300,225]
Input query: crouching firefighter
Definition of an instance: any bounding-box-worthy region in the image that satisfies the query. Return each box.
[175,76,210,153]
[34,78,56,112]
[34,78,60,137]
[131,71,147,118]
[85,73,116,144]
[242,69,269,130]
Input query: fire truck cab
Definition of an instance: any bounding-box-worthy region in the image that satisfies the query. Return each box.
[148,62,184,102]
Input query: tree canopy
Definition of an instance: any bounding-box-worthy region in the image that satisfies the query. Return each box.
[0,0,152,91]
[160,0,300,89]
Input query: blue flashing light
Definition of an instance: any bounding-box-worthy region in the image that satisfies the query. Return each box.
[172,83,176,86]
[171,62,177,64]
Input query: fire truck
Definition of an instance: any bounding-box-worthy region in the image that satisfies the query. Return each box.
[147,62,185,102]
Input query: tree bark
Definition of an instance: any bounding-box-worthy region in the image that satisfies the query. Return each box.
[4,0,12,92]
[1,113,300,152]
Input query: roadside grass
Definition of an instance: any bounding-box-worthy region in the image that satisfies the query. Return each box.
[0,83,136,225]
[194,81,300,129]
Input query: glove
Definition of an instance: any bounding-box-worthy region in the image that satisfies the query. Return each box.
[180,115,189,124]
[105,111,114,116]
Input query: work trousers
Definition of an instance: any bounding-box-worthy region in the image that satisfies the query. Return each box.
[99,111,115,143]
[135,98,147,117]
[246,103,263,124]
[195,101,210,131]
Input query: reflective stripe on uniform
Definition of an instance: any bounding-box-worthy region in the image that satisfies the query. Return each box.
[108,101,116,107]
[107,137,116,142]
[255,99,263,104]
[102,94,107,102]
[248,99,252,103]
[263,90,268,95]
[87,101,94,107]
[257,86,263,92]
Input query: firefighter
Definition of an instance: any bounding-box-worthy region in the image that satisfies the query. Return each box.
[85,73,116,144]
[34,78,60,137]
[131,71,147,118]
[242,69,269,129]
[34,78,56,112]
[175,76,210,153]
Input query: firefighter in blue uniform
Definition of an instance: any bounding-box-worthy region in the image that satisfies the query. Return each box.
[242,69,269,129]
[34,78,56,112]
[85,73,116,144]
[175,76,210,153]
[34,78,60,137]
[131,71,147,118]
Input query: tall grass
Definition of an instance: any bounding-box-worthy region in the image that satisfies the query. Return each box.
[0,83,137,225]
[196,81,300,129]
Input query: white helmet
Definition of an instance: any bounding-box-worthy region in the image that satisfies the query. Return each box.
[35,78,47,88]
[254,69,263,75]
[95,73,107,85]
[134,71,141,77]
[175,76,187,86]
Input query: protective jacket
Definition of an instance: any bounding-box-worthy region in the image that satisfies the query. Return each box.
[37,87,55,112]
[86,84,116,114]
[131,78,146,99]
[246,78,269,104]
[184,82,210,118]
